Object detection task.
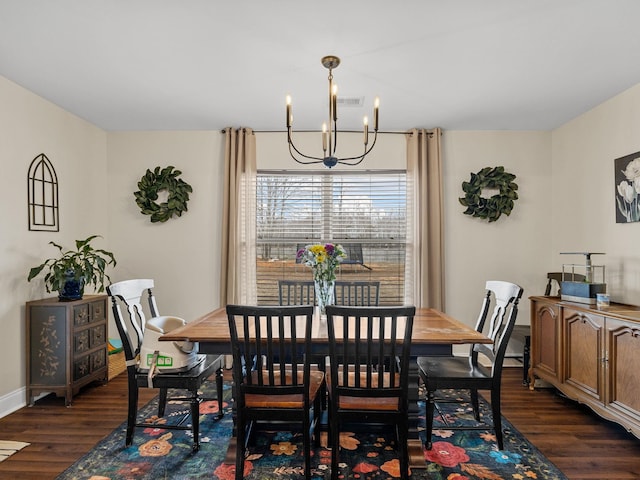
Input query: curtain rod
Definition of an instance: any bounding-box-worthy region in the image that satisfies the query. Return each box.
[220,128,413,135]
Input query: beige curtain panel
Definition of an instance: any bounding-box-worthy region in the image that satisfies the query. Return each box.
[406,127,445,310]
[221,127,257,306]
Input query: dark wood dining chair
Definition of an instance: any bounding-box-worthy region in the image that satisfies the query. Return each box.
[334,280,380,306]
[417,280,523,450]
[324,305,415,480]
[545,272,586,296]
[107,279,224,452]
[226,304,325,480]
[278,279,316,305]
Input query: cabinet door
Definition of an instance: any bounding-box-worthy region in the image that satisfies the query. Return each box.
[564,308,604,402]
[90,300,106,323]
[90,349,107,373]
[29,305,67,385]
[532,300,561,381]
[74,328,90,354]
[90,324,106,348]
[606,317,640,423]
[73,303,90,326]
[73,355,90,381]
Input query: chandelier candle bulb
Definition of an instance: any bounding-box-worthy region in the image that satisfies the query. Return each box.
[374,97,379,131]
[322,123,328,151]
[286,95,292,128]
[363,116,369,145]
[332,85,338,121]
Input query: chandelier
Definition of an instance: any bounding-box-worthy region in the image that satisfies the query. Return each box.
[286,55,379,168]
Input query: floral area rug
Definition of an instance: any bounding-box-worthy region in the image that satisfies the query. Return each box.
[56,379,567,480]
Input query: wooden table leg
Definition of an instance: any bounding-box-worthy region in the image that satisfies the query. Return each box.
[407,360,427,469]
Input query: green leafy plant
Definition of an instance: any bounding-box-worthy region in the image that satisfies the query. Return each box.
[27,235,117,296]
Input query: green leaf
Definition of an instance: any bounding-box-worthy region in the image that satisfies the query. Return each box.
[134,165,193,223]
[460,166,518,222]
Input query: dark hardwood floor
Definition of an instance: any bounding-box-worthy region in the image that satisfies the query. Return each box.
[1,367,639,479]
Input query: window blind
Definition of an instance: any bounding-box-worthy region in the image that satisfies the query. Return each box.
[257,170,406,244]
[256,170,407,305]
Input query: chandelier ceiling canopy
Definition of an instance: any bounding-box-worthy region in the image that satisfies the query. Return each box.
[286,55,379,169]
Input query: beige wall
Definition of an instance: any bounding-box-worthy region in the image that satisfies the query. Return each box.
[443,131,552,331]
[106,131,225,323]
[0,76,108,415]
[551,83,640,304]
[3,73,640,417]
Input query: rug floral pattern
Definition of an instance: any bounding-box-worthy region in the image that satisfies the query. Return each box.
[56,381,567,480]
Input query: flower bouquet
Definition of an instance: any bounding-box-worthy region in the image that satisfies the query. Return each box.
[297,243,347,313]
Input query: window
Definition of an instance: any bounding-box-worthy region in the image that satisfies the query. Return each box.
[256,170,407,305]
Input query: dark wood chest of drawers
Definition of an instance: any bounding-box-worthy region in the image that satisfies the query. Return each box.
[26,295,108,406]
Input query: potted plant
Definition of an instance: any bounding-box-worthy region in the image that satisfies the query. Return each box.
[27,235,117,301]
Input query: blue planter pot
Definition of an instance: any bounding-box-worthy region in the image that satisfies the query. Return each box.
[59,271,85,301]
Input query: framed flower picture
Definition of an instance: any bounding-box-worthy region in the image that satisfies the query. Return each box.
[615,151,640,223]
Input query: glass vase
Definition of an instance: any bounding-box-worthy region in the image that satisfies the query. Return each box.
[314,279,335,315]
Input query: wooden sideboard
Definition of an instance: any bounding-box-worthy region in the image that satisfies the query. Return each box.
[26,295,108,406]
[530,295,640,438]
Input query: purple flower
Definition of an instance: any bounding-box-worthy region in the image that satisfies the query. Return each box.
[325,243,335,256]
[296,248,304,259]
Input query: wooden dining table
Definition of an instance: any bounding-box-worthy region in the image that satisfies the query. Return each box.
[161,306,491,469]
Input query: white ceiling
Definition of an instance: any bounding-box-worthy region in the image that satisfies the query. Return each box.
[1,0,640,132]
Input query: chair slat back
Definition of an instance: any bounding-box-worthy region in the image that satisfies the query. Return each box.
[107,279,158,362]
[325,305,415,400]
[226,304,315,403]
[278,280,316,305]
[334,281,380,306]
[472,281,524,374]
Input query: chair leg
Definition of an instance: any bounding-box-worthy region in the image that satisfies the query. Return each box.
[425,389,436,450]
[158,387,168,417]
[215,367,224,418]
[330,406,339,480]
[125,375,139,446]
[326,397,333,447]
[303,412,311,479]
[491,387,504,450]
[317,357,327,411]
[398,420,410,480]
[190,389,200,452]
[313,394,321,447]
[235,412,246,480]
[470,388,480,421]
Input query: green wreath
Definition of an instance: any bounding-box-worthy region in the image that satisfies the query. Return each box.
[459,166,518,222]
[134,166,193,223]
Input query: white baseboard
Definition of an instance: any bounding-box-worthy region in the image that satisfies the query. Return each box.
[0,387,27,420]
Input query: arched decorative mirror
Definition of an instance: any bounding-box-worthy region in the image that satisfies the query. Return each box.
[28,153,59,231]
